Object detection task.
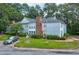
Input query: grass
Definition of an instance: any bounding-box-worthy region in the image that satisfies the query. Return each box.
[0,34,79,49]
[15,37,79,49]
[0,34,9,41]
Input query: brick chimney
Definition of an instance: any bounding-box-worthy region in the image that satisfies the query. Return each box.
[35,16,42,35]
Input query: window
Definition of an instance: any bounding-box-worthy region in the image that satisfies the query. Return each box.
[29,26,32,29]
[25,25,28,28]
[29,31,35,34]
[29,26,35,29]
[34,26,35,29]
[44,24,46,27]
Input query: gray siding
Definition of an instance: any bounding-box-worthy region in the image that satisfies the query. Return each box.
[28,23,36,34]
[21,22,66,37]
[22,23,28,33]
[42,23,61,37]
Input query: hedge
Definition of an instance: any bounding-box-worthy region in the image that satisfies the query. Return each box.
[5,32,26,36]
[31,34,43,39]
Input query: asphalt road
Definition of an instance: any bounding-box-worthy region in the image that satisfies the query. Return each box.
[0,41,79,55]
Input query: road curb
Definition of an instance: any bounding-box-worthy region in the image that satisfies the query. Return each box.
[14,46,77,52]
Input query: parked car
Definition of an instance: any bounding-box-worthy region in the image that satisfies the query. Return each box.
[3,36,18,45]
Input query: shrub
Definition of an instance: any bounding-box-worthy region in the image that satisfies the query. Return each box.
[18,33,26,37]
[5,32,16,35]
[31,34,43,39]
[60,37,65,40]
[31,35,61,40]
[64,33,69,39]
[5,32,26,37]
[47,35,60,40]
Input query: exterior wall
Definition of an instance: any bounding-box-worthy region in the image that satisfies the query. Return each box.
[22,23,28,33]
[22,23,36,35]
[28,23,36,35]
[64,24,66,33]
[60,23,67,37]
[21,21,66,37]
[42,23,61,37]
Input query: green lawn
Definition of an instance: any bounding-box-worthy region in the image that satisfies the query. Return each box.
[15,37,79,49]
[0,35,79,49]
[0,34,9,41]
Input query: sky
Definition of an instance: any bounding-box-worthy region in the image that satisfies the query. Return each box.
[27,3,45,8]
[27,3,62,9]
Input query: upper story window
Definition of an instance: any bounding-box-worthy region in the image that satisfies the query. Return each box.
[25,25,28,28]
[29,26,35,29]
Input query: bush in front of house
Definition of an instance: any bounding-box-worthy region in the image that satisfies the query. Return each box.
[59,33,69,40]
[30,34,60,40]
[63,33,69,39]
[47,35,60,40]
[59,37,65,40]
[18,33,26,37]
[31,34,43,39]
[5,32,16,35]
[5,32,26,37]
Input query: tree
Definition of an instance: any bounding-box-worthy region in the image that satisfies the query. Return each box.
[9,23,23,35]
[35,4,44,17]
[26,6,39,18]
[11,3,29,16]
[0,3,23,22]
[22,3,29,11]
[56,3,79,35]
[43,3,58,17]
[0,19,10,33]
[26,4,44,18]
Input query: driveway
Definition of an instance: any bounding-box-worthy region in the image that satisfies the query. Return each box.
[0,41,79,55]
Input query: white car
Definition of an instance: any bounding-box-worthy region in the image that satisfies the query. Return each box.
[3,36,18,45]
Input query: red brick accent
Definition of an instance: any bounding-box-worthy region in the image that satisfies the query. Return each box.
[35,16,42,35]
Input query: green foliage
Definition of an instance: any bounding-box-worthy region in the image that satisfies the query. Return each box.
[0,3,24,33]
[0,19,10,33]
[18,33,26,37]
[64,33,69,37]
[5,32,26,37]
[5,32,16,35]
[26,4,44,18]
[47,35,60,40]
[26,6,39,18]
[31,34,60,40]
[0,3,23,22]
[44,3,58,17]
[11,3,29,15]
[8,23,23,35]
[31,34,43,39]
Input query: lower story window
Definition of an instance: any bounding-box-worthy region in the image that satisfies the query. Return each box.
[29,31,35,34]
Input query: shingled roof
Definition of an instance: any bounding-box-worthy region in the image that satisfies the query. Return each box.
[20,17,65,24]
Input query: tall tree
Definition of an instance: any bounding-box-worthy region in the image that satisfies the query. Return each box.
[0,3,23,22]
[26,6,39,18]
[0,3,23,33]
[0,19,10,33]
[35,4,44,17]
[43,3,58,17]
